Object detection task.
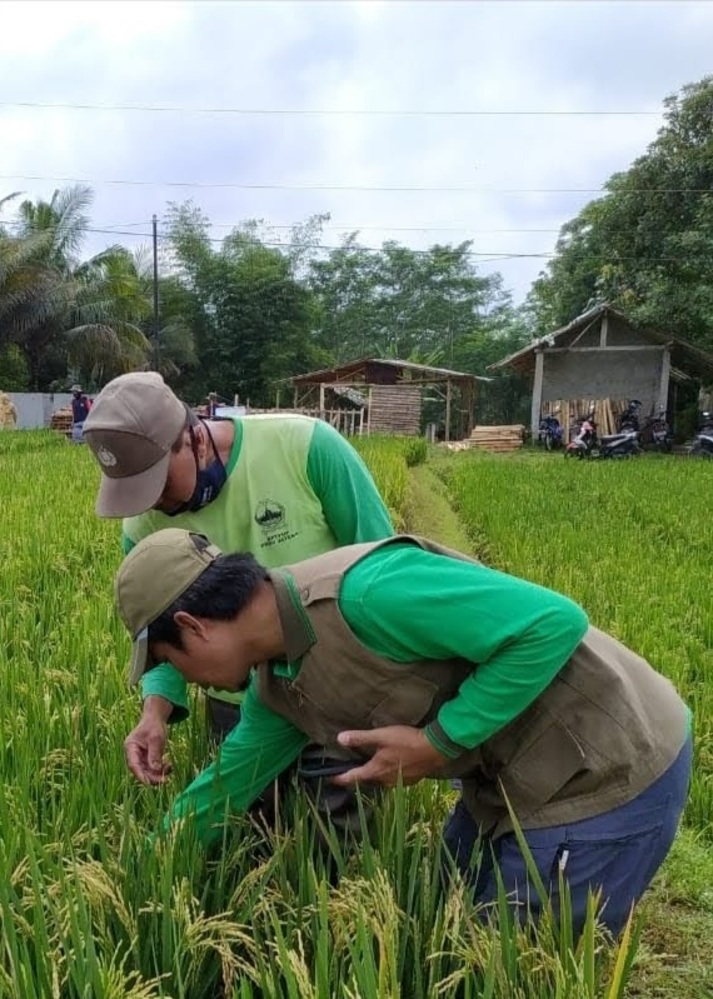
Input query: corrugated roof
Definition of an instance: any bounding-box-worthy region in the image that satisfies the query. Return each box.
[489,303,713,380]
[331,385,369,406]
[288,356,490,384]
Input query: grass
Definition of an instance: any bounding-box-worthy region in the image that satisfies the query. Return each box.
[0,431,708,996]
[428,445,713,998]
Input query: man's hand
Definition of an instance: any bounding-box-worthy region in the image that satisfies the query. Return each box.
[124,696,174,785]
[333,725,449,788]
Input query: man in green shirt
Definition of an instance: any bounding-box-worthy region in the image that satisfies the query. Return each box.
[83,372,393,790]
[114,528,691,937]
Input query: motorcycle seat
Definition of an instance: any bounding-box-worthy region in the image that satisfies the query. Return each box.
[600,432,635,444]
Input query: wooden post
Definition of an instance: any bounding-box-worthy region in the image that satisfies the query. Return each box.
[367,386,373,436]
[293,385,298,408]
[319,383,326,422]
[275,387,281,409]
[358,407,365,435]
[657,346,671,415]
[445,378,452,443]
[531,349,544,437]
[600,313,609,347]
[463,379,475,438]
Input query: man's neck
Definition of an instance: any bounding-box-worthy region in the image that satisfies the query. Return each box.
[241,583,288,663]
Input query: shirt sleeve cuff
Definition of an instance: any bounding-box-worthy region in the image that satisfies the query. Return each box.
[141,663,190,723]
[424,720,466,760]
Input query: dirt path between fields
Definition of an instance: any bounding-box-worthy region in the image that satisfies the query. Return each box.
[405,462,474,553]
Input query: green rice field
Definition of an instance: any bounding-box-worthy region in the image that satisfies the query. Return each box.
[0,430,710,997]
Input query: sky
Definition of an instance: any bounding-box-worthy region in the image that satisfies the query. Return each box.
[1,0,712,304]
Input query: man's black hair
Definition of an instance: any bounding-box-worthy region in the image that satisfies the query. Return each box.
[171,403,200,452]
[147,552,269,653]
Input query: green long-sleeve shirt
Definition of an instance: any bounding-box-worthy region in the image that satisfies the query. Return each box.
[164,542,589,846]
[123,416,394,714]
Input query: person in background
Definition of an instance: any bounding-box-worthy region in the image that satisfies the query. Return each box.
[70,384,92,443]
[115,527,692,939]
[83,371,394,821]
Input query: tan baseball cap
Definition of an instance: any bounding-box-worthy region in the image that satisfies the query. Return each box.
[115,528,223,685]
[84,372,188,518]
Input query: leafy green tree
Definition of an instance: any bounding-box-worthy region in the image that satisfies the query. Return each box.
[164,202,327,404]
[309,236,507,369]
[529,76,713,348]
[0,344,30,391]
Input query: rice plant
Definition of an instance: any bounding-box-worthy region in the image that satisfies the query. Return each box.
[0,433,656,997]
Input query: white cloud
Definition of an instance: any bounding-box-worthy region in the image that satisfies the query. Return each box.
[1,0,712,302]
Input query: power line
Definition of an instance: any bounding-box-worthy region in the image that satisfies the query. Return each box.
[0,218,554,255]
[6,217,710,239]
[105,228,561,257]
[0,172,707,194]
[5,222,711,265]
[0,100,664,117]
[7,220,566,233]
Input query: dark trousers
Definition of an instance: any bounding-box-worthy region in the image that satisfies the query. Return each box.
[205,695,240,744]
[205,696,284,827]
[204,696,377,838]
[443,734,693,937]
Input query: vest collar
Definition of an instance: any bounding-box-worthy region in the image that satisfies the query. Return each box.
[269,569,316,663]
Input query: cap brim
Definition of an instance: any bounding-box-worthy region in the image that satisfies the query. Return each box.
[95,451,171,518]
[127,626,151,686]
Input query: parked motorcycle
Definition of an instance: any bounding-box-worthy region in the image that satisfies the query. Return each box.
[639,410,673,453]
[688,411,713,458]
[616,399,642,434]
[565,408,641,459]
[597,424,642,459]
[564,410,598,459]
[538,414,564,451]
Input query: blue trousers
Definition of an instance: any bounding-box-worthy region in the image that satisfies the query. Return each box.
[443,734,692,937]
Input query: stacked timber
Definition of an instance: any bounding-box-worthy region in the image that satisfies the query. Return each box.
[541,399,629,440]
[467,425,525,453]
[50,407,73,437]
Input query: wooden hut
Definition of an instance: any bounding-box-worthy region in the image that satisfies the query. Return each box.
[283,358,487,440]
[490,304,713,439]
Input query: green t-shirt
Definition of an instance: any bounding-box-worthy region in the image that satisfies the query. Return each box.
[163,541,590,846]
[123,415,393,712]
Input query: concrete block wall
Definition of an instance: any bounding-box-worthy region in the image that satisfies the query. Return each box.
[7,393,76,430]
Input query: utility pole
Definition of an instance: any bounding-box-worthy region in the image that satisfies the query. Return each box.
[152,214,160,370]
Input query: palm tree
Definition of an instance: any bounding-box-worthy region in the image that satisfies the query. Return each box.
[9,187,153,386]
[17,185,93,274]
[0,195,71,367]
[3,187,197,389]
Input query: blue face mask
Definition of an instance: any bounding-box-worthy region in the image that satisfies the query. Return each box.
[165,421,227,516]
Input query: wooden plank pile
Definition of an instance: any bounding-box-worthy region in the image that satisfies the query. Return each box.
[541,399,629,440]
[466,424,526,453]
[50,408,73,438]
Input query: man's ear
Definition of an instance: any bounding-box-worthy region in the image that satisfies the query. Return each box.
[173,610,208,640]
[193,423,210,461]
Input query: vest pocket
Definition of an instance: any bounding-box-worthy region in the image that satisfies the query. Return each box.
[366,675,440,729]
[499,720,586,818]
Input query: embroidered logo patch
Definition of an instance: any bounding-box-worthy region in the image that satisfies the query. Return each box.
[254,500,286,531]
[97,446,118,467]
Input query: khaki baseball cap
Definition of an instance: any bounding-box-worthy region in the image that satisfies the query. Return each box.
[115,528,223,685]
[84,372,188,518]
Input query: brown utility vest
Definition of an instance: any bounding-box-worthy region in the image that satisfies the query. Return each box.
[257,535,688,838]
